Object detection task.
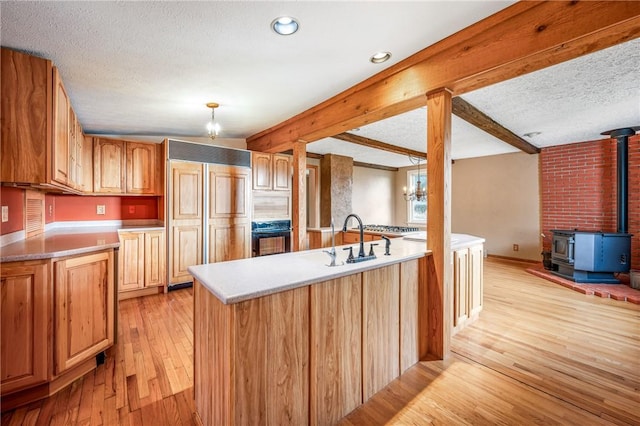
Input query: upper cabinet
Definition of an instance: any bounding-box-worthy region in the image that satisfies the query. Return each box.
[93,138,160,195]
[126,142,157,194]
[252,152,291,191]
[0,48,84,193]
[93,138,125,193]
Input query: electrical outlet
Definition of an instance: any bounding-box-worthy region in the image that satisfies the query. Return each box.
[129,205,136,214]
[96,205,106,215]
[513,244,519,252]
[1,206,8,223]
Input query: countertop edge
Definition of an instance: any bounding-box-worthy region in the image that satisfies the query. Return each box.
[189,249,431,305]
[1,242,120,263]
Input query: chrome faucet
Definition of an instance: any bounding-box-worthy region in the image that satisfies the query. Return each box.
[342,213,376,263]
[322,217,339,266]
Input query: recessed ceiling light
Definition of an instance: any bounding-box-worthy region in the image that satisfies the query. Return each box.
[370,51,391,64]
[523,131,542,138]
[271,16,299,36]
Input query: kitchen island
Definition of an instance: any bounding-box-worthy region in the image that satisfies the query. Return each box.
[189,233,484,425]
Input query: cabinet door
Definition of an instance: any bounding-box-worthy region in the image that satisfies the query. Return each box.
[453,248,469,331]
[252,152,272,190]
[126,142,157,194]
[208,165,251,262]
[55,251,114,374]
[145,230,166,288]
[272,154,291,191]
[1,262,49,394]
[93,138,125,193]
[52,67,70,186]
[118,232,145,292]
[169,161,203,285]
[469,244,484,318]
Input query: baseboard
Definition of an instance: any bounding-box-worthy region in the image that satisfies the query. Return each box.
[487,254,539,264]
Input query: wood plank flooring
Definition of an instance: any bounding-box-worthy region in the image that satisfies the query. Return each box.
[2,258,639,425]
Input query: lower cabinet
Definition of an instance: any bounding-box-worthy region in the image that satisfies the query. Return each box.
[118,229,166,296]
[54,251,115,374]
[0,261,49,395]
[1,249,116,410]
[453,243,484,335]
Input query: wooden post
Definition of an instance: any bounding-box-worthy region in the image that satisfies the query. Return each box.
[292,141,307,251]
[426,89,452,359]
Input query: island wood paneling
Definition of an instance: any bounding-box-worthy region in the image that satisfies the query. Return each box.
[399,259,419,373]
[362,264,400,401]
[194,281,309,426]
[310,274,362,426]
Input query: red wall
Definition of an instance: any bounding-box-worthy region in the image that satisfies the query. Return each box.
[53,195,158,222]
[0,189,159,235]
[540,134,640,269]
[0,187,25,235]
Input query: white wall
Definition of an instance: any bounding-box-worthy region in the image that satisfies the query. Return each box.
[452,152,541,261]
[351,166,396,225]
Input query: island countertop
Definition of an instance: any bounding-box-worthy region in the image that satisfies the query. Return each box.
[188,233,485,304]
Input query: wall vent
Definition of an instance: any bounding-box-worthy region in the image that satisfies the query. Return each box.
[25,190,45,238]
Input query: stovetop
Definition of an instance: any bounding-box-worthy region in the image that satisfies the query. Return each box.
[361,224,421,234]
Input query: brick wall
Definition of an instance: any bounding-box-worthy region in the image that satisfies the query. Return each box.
[540,134,640,269]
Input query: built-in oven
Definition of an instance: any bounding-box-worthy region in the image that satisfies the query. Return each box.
[251,220,292,257]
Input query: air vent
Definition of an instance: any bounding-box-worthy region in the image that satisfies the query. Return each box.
[25,190,45,238]
[167,139,250,167]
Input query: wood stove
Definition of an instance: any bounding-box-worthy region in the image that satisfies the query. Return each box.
[551,230,631,283]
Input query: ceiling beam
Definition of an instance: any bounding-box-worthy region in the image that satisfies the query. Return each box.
[331,132,426,159]
[247,1,640,153]
[452,97,540,154]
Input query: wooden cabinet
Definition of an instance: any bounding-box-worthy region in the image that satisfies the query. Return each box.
[452,243,484,335]
[252,152,291,191]
[118,230,165,294]
[1,261,49,395]
[93,138,125,193]
[342,231,380,244]
[207,165,251,262]
[94,139,159,195]
[126,142,157,194]
[168,160,252,285]
[469,244,484,318]
[118,232,145,292]
[169,161,203,285]
[54,250,114,374]
[1,48,84,193]
[52,68,70,187]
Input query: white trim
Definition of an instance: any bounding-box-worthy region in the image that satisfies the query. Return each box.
[1,230,26,247]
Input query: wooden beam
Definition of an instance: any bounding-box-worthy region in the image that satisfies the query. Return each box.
[247,1,640,153]
[353,162,398,172]
[425,89,452,360]
[332,132,426,159]
[291,141,307,251]
[452,97,540,154]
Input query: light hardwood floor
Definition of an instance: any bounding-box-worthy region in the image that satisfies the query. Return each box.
[2,258,639,425]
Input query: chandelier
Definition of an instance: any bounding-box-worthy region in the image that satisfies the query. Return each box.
[206,102,220,140]
[403,155,426,202]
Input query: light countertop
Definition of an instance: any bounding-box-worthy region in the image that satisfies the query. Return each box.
[0,227,122,262]
[189,233,484,305]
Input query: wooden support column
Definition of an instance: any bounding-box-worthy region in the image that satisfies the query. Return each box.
[425,89,452,360]
[292,141,307,251]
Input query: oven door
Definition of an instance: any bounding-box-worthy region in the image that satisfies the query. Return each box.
[252,231,291,256]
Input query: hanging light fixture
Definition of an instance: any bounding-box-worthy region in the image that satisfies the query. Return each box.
[206,102,220,140]
[403,155,426,202]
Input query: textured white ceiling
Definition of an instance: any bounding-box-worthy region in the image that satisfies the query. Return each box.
[1,1,638,167]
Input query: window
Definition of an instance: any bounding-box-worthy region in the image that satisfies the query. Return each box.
[406,169,427,224]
